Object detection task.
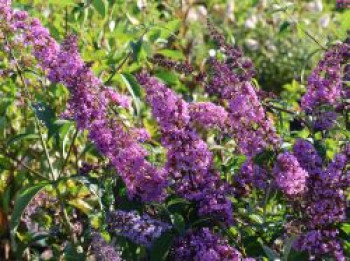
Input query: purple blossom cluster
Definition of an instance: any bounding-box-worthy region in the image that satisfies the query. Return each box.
[205,21,277,158]
[301,43,349,111]
[292,139,323,176]
[204,29,278,195]
[107,210,171,248]
[340,34,350,108]
[90,232,123,261]
[1,1,167,202]
[207,59,278,157]
[292,141,349,260]
[171,228,253,261]
[300,40,349,132]
[149,54,194,75]
[295,229,344,261]
[52,36,167,202]
[234,158,268,196]
[273,152,308,196]
[189,102,228,130]
[313,111,337,131]
[137,73,233,223]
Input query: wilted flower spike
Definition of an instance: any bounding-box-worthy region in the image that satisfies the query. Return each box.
[107,210,171,248]
[150,54,194,75]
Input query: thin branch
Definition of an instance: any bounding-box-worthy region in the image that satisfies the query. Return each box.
[12,59,56,180]
[263,102,313,130]
[7,42,76,243]
[299,27,327,51]
[104,51,132,85]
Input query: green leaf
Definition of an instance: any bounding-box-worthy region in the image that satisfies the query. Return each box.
[120,73,141,115]
[121,73,141,97]
[340,223,350,234]
[59,122,74,159]
[262,244,280,260]
[155,70,179,85]
[92,0,108,18]
[68,198,93,214]
[283,235,297,261]
[157,49,184,60]
[64,243,86,261]
[164,19,181,33]
[279,21,290,33]
[170,213,185,235]
[33,102,58,139]
[249,214,263,224]
[150,231,175,261]
[7,133,39,147]
[48,0,75,6]
[10,183,48,241]
[33,102,55,128]
[129,39,143,62]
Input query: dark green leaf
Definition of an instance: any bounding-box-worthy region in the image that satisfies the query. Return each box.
[262,244,280,260]
[120,73,141,115]
[170,213,185,235]
[283,235,297,261]
[150,231,175,261]
[63,243,86,261]
[279,21,291,33]
[33,102,58,139]
[130,39,143,62]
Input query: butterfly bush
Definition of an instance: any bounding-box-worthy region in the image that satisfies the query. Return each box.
[107,210,171,248]
[1,0,349,260]
[0,0,167,202]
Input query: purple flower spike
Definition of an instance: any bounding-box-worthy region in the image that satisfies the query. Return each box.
[107,210,171,248]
